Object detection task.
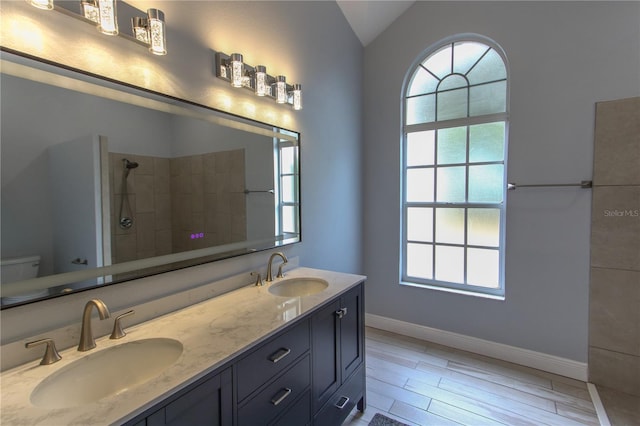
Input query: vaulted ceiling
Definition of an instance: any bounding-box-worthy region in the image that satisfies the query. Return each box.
[336,1,415,46]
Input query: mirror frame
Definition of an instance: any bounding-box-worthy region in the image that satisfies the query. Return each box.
[0,47,302,309]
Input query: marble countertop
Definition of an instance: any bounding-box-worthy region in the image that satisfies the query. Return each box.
[0,267,366,426]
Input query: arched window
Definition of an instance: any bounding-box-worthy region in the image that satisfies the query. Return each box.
[401,36,508,297]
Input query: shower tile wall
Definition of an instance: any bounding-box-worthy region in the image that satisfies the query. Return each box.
[589,96,640,397]
[109,150,246,264]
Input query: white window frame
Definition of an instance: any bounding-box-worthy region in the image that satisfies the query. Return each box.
[400,35,509,298]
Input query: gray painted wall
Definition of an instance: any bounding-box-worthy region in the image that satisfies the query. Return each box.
[0,1,362,347]
[363,1,640,361]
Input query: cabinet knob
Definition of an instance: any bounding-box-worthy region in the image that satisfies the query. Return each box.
[335,396,350,409]
[335,307,348,319]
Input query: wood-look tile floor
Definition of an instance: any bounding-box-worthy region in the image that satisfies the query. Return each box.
[343,327,600,426]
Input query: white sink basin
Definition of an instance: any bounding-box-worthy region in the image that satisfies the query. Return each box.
[268,278,329,297]
[30,338,183,408]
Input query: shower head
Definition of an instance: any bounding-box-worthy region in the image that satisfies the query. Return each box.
[123,158,139,169]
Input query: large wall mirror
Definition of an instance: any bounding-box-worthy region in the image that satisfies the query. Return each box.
[0,49,301,309]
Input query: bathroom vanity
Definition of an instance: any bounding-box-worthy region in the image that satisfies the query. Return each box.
[0,268,365,426]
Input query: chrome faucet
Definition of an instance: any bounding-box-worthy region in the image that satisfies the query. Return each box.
[266,252,288,282]
[78,299,111,351]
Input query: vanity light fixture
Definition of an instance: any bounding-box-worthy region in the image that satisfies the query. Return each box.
[80,0,100,23]
[274,75,287,104]
[26,0,168,56]
[254,65,268,96]
[292,84,302,111]
[132,9,167,55]
[215,52,303,110]
[27,0,53,10]
[97,0,118,35]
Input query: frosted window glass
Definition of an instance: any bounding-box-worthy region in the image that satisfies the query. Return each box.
[436,167,466,202]
[468,208,500,247]
[469,164,504,203]
[280,147,296,174]
[467,49,506,84]
[407,131,435,166]
[439,74,467,91]
[422,45,452,79]
[435,208,465,244]
[406,94,435,125]
[408,67,439,96]
[469,122,505,163]
[407,243,433,279]
[407,208,433,242]
[467,248,499,288]
[282,176,296,203]
[437,87,468,121]
[407,168,434,202]
[282,206,296,233]
[437,126,467,165]
[453,42,489,74]
[469,165,503,203]
[469,81,507,116]
[435,245,464,283]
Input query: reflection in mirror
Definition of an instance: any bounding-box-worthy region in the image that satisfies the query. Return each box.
[0,49,300,308]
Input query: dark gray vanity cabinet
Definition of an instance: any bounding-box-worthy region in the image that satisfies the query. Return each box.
[128,368,233,426]
[312,283,365,425]
[122,281,365,426]
[236,319,312,426]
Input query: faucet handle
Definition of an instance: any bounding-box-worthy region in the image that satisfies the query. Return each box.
[110,310,135,340]
[276,263,285,279]
[25,338,62,365]
[251,271,264,286]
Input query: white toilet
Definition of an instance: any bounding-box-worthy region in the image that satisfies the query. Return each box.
[1,255,48,304]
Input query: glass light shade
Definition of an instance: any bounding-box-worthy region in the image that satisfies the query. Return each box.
[81,0,99,22]
[230,53,244,88]
[292,84,302,110]
[254,65,268,96]
[27,0,53,9]
[275,75,287,104]
[132,17,149,43]
[97,0,118,35]
[147,9,167,56]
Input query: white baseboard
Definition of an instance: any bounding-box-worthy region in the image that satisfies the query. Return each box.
[365,313,588,382]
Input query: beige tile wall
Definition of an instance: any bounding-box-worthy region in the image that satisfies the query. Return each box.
[589,97,640,397]
[109,150,246,265]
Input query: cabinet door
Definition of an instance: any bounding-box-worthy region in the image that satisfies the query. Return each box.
[146,368,232,426]
[339,284,364,381]
[311,299,341,412]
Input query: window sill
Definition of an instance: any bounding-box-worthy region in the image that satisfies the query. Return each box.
[399,280,505,301]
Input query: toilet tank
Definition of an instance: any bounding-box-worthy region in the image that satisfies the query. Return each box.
[0,255,41,284]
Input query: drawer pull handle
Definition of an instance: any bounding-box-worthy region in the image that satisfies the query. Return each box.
[271,388,292,406]
[335,396,350,409]
[335,307,348,319]
[269,347,291,363]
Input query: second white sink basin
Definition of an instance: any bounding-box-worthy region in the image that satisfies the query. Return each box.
[30,338,183,408]
[268,278,329,297]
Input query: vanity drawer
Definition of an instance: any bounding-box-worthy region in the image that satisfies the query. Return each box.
[236,319,310,402]
[313,364,364,426]
[238,354,311,426]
